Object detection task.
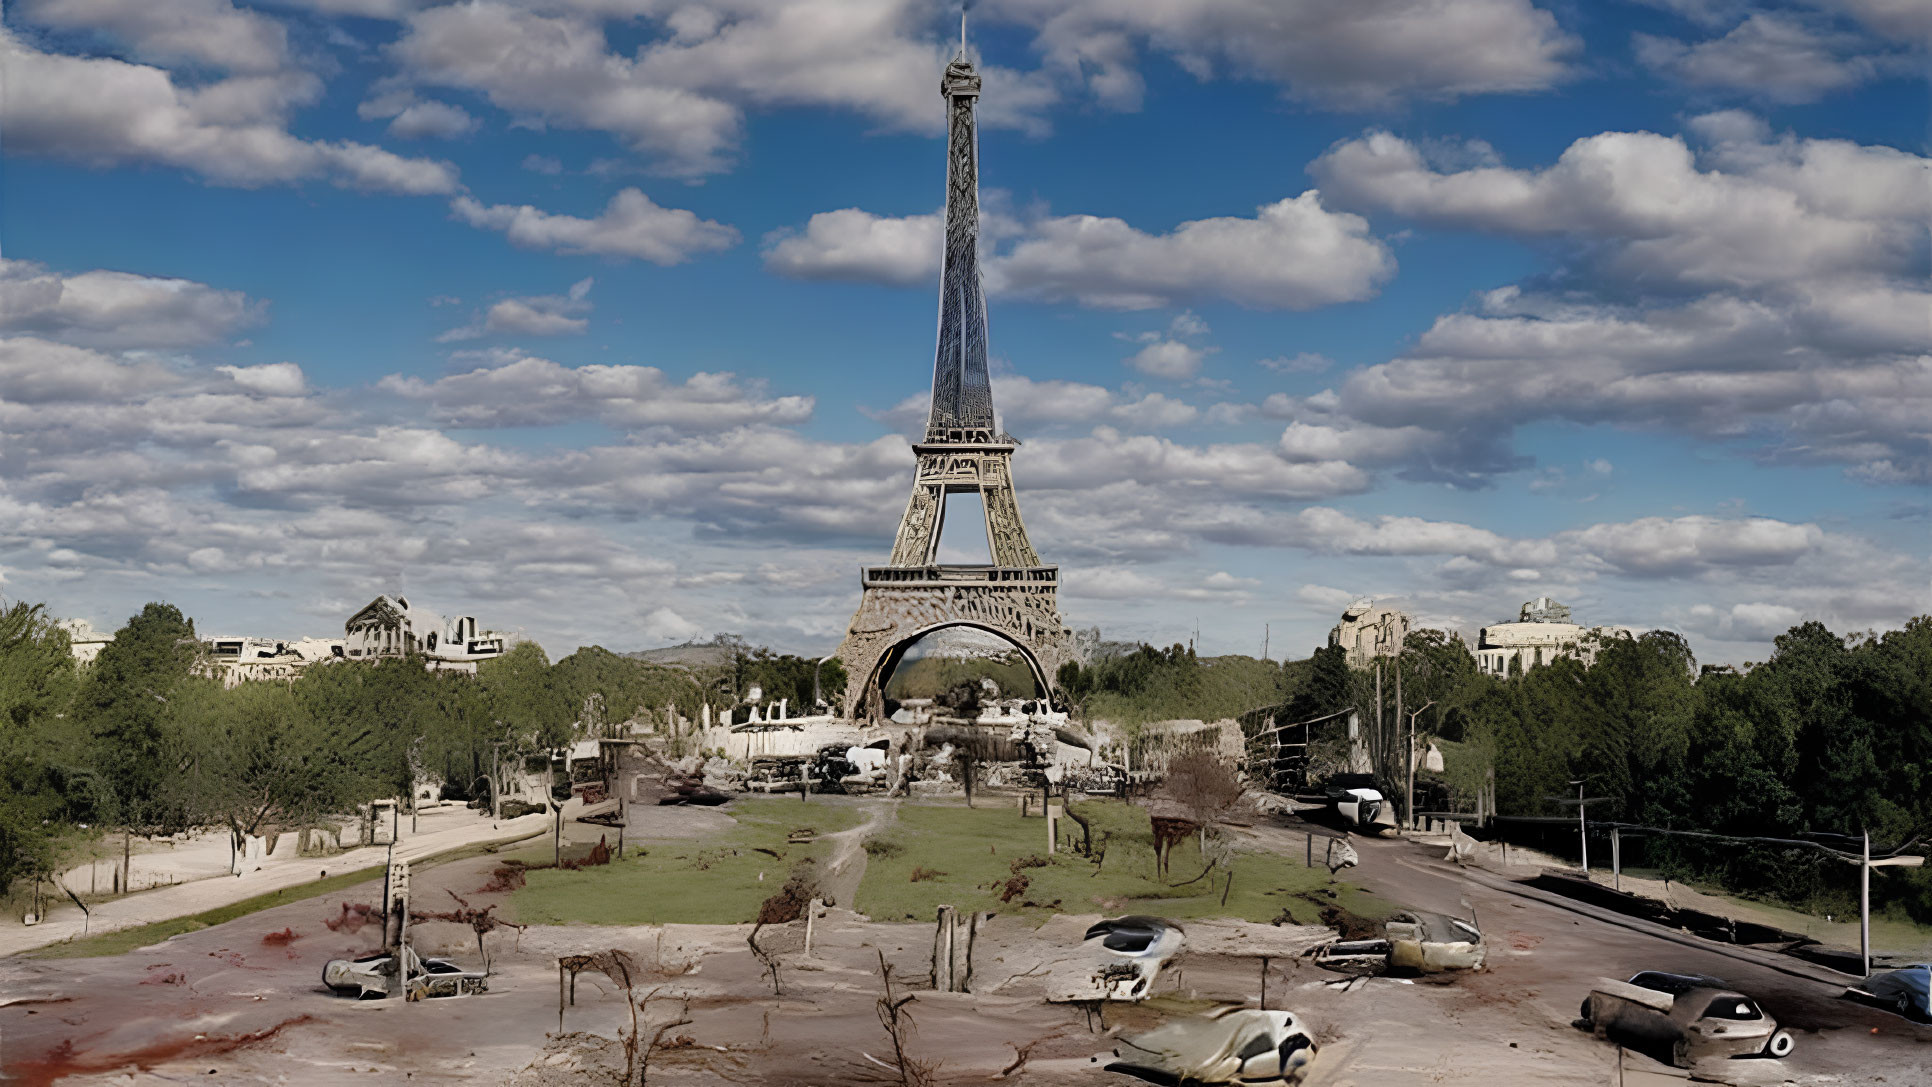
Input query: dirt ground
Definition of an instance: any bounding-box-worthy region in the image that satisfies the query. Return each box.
[3,800,1928,1086]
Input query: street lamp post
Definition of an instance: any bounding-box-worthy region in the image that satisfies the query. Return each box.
[1405,700,1435,830]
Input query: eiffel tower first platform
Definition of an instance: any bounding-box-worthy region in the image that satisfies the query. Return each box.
[836,47,1072,722]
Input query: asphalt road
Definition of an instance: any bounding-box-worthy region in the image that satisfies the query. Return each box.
[1263,819,1932,1083]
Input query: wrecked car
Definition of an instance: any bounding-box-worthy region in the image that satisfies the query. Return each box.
[1312,909,1482,975]
[811,740,890,792]
[1581,976,1793,1066]
[1047,916,1185,1003]
[1323,774,1396,832]
[323,949,489,1000]
[1085,916,1185,1000]
[1107,1007,1317,1086]
[1385,910,1484,973]
[1850,964,1932,1021]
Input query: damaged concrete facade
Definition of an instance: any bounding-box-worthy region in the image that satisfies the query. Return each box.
[1475,597,1634,677]
[1328,600,1410,670]
[199,635,345,687]
[343,595,514,674]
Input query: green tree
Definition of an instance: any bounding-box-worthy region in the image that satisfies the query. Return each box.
[80,603,200,831]
[0,602,81,892]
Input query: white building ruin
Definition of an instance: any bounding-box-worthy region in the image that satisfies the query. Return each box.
[1475,597,1633,677]
[342,595,513,674]
[1329,599,1410,669]
[59,618,112,665]
[200,635,344,687]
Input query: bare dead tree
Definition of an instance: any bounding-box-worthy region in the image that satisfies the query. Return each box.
[872,948,938,1087]
[747,863,817,996]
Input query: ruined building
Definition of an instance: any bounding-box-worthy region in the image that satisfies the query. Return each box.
[1475,597,1633,676]
[1328,600,1411,670]
[343,595,512,674]
[58,618,112,665]
[199,635,344,687]
[834,40,1073,721]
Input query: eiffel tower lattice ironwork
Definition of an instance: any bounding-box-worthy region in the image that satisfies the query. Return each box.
[836,45,1071,721]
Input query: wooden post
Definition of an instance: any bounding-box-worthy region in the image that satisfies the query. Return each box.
[804,897,821,957]
[1259,956,1269,1010]
[962,911,979,993]
[1612,827,1621,892]
[616,799,626,860]
[558,964,566,1033]
[933,906,956,991]
[553,804,562,867]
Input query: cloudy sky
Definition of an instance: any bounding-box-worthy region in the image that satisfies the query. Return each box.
[1,0,1926,667]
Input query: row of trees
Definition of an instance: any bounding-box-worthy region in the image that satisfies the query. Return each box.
[1047,616,1930,919]
[1297,617,1932,920]
[0,602,841,896]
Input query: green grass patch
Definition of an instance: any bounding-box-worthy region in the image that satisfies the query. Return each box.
[855,799,1388,926]
[510,797,863,926]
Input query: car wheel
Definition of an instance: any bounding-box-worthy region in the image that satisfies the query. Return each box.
[1763,1030,1794,1059]
[1579,998,1592,1022]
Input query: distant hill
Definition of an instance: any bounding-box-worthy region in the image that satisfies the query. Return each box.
[623,640,741,670]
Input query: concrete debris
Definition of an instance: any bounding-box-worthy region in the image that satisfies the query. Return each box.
[1324,837,1359,874]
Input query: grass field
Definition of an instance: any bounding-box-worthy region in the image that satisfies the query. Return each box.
[510,798,864,926]
[855,799,1388,926]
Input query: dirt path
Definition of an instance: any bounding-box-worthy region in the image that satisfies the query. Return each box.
[817,800,895,912]
[2,810,553,958]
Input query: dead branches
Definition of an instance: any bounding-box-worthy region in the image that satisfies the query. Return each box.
[873,948,938,1087]
[747,862,818,996]
[410,889,526,969]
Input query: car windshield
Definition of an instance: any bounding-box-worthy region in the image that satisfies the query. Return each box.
[1702,997,1760,1020]
[1630,972,1720,996]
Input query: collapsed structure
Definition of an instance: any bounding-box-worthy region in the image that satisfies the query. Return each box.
[1328,599,1410,669]
[199,635,344,687]
[343,595,515,674]
[1475,597,1633,676]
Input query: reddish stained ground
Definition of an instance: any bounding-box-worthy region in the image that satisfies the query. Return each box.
[3,1015,314,1087]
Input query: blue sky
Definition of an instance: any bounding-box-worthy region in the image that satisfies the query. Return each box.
[0,0,1926,666]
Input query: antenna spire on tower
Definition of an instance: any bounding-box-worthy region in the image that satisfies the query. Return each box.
[959,5,968,58]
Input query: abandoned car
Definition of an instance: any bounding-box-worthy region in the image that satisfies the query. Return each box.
[1580,975,1793,1065]
[1323,774,1396,832]
[323,950,489,1000]
[1107,1007,1318,1086]
[1047,916,1186,1003]
[1312,909,1484,975]
[1850,964,1932,1021]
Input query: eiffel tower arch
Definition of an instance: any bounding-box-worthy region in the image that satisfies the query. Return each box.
[836,48,1072,722]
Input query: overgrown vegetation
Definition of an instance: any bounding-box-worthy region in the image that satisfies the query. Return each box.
[1055,644,1307,727]
[853,800,1386,926]
[1282,619,1932,923]
[0,596,724,896]
[510,798,861,925]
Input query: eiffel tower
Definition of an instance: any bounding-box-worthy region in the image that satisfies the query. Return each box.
[836,41,1071,722]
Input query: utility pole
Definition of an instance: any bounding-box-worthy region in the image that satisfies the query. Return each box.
[1262,624,1269,662]
[1394,653,1404,824]
[1374,660,1383,780]
[1576,780,1588,874]
[1862,829,1871,978]
[1406,700,1435,832]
